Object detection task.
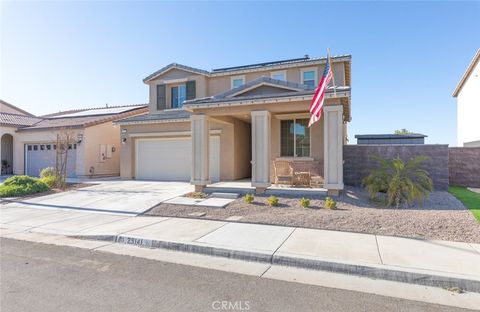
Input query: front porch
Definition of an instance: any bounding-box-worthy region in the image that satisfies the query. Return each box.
[188,102,346,196]
[205,179,327,196]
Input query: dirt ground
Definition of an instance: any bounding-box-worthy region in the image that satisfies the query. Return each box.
[145,186,480,243]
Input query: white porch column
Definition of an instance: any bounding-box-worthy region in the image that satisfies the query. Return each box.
[323,105,344,196]
[251,110,271,192]
[191,114,210,192]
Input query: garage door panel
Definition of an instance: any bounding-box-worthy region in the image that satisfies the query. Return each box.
[25,144,76,178]
[135,137,219,182]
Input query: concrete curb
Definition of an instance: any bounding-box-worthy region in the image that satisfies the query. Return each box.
[75,234,480,293]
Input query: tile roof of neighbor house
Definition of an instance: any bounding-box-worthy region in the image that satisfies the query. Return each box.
[453,49,480,97]
[143,54,352,82]
[0,113,43,127]
[0,99,35,117]
[115,109,192,125]
[16,104,148,131]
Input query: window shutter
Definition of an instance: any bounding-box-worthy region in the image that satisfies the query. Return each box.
[156,84,166,110]
[186,80,196,100]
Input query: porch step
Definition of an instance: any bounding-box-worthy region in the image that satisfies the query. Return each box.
[210,192,240,199]
[205,187,254,194]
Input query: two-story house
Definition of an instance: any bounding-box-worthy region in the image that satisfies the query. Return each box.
[117,55,352,195]
[453,49,480,147]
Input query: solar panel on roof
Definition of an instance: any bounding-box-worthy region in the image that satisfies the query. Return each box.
[50,106,135,118]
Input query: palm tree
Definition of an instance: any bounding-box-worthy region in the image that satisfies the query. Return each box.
[362,155,433,208]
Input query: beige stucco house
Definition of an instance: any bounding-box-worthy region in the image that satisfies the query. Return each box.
[1,101,147,177]
[453,49,480,147]
[117,55,352,195]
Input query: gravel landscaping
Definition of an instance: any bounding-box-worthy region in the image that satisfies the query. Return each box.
[145,186,480,243]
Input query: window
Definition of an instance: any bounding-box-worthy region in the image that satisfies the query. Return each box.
[171,84,186,108]
[27,145,32,151]
[280,119,310,157]
[301,69,317,88]
[231,75,245,89]
[33,145,38,151]
[46,145,51,150]
[271,71,286,81]
[156,84,166,110]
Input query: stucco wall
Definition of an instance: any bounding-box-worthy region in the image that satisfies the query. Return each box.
[457,60,480,146]
[233,119,251,179]
[449,147,480,187]
[343,145,449,191]
[82,121,121,177]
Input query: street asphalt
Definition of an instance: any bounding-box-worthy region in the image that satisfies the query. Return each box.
[1,238,473,312]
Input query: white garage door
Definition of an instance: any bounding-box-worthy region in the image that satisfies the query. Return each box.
[135,137,220,182]
[25,143,77,177]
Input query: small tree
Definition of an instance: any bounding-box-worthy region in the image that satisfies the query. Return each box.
[54,129,77,189]
[362,155,433,208]
[394,129,413,135]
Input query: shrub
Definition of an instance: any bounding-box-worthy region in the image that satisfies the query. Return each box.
[0,175,49,198]
[324,197,337,209]
[244,193,254,204]
[267,195,279,207]
[40,176,58,188]
[362,155,433,208]
[187,192,206,199]
[40,167,56,178]
[299,197,310,208]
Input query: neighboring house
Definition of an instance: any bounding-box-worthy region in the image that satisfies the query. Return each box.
[117,55,352,195]
[1,102,148,177]
[1,100,41,174]
[355,134,427,145]
[453,49,480,147]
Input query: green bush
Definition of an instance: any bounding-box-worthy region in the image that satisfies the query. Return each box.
[299,197,310,208]
[324,197,337,209]
[40,176,58,188]
[0,175,49,198]
[40,167,56,178]
[267,195,279,207]
[362,155,433,208]
[244,193,254,204]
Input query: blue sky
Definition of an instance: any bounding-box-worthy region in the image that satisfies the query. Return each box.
[1,1,479,145]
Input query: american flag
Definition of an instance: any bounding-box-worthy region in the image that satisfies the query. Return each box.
[308,55,333,127]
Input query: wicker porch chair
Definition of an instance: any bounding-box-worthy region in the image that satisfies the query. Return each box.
[291,162,312,187]
[273,160,294,185]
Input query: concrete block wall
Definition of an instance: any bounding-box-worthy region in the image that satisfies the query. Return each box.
[449,147,480,188]
[343,145,449,191]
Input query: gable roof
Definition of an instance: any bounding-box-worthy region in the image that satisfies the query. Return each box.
[0,99,35,117]
[213,76,311,99]
[143,63,210,83]
[453,49,480,97]
[0,113,43,127]
[16,104,148,132]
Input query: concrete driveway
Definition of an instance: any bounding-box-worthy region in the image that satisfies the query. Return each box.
[2,180,193,215]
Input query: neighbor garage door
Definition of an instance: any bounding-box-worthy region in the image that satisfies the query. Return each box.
[25,143,77,177]
[135,137,220,182]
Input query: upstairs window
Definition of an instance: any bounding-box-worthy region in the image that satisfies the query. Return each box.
[231,75,245,89]
[280,119,310,157]
[171,84,186,108]
[301,69,317,88]
[271,71,286,81]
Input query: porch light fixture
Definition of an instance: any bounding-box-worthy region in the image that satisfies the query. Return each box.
[77,133,83,144]
[121,137,127,144]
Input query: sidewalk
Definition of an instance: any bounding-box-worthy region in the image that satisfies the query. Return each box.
[1,204,480,292]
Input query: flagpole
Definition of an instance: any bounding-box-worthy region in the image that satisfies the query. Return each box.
[327,48,337,98]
